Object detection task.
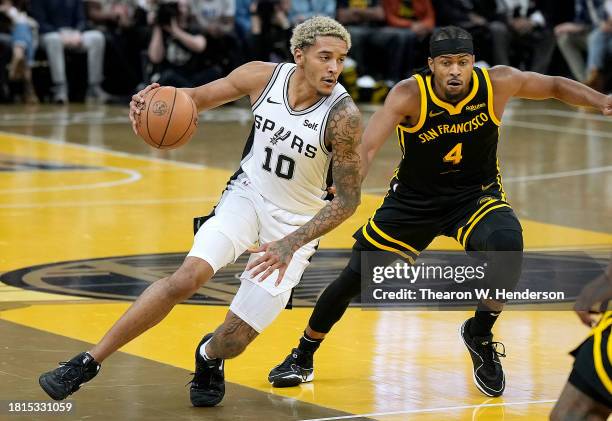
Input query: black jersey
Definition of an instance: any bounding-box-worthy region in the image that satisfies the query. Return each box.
[395,67,505,199]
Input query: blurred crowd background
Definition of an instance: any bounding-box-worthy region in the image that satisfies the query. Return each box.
[0,0,609,105]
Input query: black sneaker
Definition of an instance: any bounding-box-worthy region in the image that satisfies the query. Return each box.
[39,352,100,400]
[189,333,225,407]
[460,318,506,397]
[268,348,314,388]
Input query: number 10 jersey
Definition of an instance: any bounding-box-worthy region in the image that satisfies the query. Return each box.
[239,62,349,216]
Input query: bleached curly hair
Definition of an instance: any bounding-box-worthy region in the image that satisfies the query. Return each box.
[290,16,351,55]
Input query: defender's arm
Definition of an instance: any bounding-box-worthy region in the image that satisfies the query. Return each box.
[361,77,422,179]
[489,65,612,115]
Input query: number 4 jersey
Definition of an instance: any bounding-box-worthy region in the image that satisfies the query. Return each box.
[238,62,349,216]
[396,67,503,198]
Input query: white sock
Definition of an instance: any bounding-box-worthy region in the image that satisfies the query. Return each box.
[199,337,214,361]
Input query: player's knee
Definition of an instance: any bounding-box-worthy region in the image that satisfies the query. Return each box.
[485,229,523,252]
[321,265,361,303]
[165,260,212,300]
[308,265,361,333]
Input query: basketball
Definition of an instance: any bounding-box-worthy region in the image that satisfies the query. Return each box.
[135,86,198,149]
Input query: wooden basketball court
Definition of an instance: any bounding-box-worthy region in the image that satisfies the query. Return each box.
[0,99,610,420]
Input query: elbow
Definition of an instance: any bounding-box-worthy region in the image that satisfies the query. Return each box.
[148,49,163,64]
[194,36,207,53]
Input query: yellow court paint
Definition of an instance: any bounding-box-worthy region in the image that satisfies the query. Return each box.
[0,302,585,418]
[0,130,610,418]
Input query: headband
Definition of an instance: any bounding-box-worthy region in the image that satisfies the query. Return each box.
[430,38,474,58]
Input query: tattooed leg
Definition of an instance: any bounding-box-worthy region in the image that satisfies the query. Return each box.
[205,311,259,359]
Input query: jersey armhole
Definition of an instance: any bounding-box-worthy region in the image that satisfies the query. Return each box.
[251,63,285,111]
[399,74,427,134]
[481,67,501,126]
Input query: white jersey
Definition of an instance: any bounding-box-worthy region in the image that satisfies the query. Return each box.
[237,62,349,216]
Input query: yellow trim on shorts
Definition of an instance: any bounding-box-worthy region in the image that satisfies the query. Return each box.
[399,74,427,134]
[496,158,507,202]
[361,224,415,264]
[426,70,479,115]
[369,219,419,256]
[456,199,497,240]
[593,316,612,394]
[481,67,501,126]
[461,204,511,248]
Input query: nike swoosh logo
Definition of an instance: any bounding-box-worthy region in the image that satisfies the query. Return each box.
[266,97,281,104]
[481,182,496,191]
[429,110,445,118]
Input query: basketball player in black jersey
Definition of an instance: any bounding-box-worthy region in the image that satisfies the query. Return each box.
[266,26,612,397]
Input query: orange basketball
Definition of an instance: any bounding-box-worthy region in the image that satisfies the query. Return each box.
[135,86,198,149]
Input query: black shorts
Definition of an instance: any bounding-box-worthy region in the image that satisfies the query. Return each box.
[353,177,521,262]
[568,313,612,408]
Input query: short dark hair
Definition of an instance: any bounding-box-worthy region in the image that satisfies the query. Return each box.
[430,26,473,47]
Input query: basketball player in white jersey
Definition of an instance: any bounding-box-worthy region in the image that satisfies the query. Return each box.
[38,16,362,407]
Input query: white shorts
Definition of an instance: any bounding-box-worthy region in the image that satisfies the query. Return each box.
[187,176,319,331]
[229,279,292,333]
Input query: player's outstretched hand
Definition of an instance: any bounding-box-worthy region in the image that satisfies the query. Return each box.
[574,272,612,327]
[602,94,612,116]
[246,240,295,286]
[129,83,160,135]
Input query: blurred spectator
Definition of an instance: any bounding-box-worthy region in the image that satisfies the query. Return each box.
[234,0,252,58]
[147,0,220,87]
[250,0,291,62]
[382,0,434,78]
[0,10,12,102]
[192,0,241,72]
[555,0,607,83]
[0,0,38,103]
[336,0,409,83]
[431,0,508,66]
[495,0,556,73]
[289,0,336,26]
[584,0,611,90]
[30,0,108,104]
[85,0,150,96]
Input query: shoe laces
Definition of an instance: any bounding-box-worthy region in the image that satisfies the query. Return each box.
[479,340,506,364]
[277,349,302,369]
[187,360,219,387]
[55,360,91,392]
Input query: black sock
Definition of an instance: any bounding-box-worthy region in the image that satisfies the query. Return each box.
[297,332,323,354]
[470,310,501,337]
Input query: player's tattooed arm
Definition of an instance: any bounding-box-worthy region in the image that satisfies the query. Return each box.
[247,97,362,285]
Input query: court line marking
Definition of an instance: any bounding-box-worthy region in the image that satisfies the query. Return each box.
[363,165,612,194]
[298,399,556,421]
[0,167,141,193]
[0,130,207,170]
[3,164,610,206]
